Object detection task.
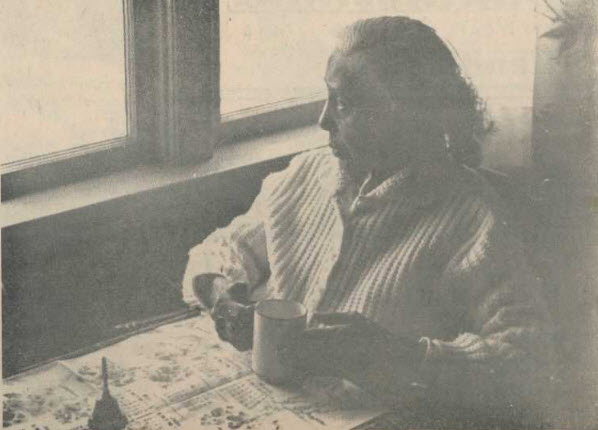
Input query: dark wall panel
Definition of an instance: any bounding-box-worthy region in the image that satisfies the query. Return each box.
[2,157,290,376]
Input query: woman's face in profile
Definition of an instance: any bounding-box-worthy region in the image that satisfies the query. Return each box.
[319,51,420,175]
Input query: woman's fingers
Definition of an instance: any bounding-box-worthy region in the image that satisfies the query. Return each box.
[211,299,242,321]
[212,301,254,351]
[214,316,230,342]
[229,307,254,351]
[210,298,229,321]
[227,282,251,304]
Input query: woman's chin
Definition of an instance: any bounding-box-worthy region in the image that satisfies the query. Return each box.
[337,158,369,179]
[330,146,346,159]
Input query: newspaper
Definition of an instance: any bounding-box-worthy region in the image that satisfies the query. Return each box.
[3,315,384,430]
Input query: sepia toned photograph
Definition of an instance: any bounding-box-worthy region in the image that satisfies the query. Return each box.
[1,1,597,429]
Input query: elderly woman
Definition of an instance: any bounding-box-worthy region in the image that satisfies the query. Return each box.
[183,16,555,423]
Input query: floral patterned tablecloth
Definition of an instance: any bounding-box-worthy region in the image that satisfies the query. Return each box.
[3,315,384,430]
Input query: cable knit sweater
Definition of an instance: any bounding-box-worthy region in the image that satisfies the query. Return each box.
[182,148,555,417]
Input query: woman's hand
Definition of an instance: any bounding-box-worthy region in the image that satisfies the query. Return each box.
[210,294,254,351]
[282,312,427,394]
[193,275,252,309]
[193,275,255,351]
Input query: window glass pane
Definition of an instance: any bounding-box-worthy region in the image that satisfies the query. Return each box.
[1,0,127,165]
[220,0,536,114]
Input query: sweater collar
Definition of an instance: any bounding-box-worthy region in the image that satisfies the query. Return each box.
[357,168,413,200]
[320,150,451,211]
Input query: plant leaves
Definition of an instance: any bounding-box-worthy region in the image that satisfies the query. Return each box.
[541,23,580,57]
[541,25,569,39]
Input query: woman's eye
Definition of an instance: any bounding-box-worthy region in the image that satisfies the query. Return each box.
[336,99,350,113]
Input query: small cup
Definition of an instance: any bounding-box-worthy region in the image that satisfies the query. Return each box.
[252,299,307,384]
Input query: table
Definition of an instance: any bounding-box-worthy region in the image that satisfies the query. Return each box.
[3,313,388,430]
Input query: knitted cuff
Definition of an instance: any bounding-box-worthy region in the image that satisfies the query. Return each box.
[416,333,492,396]
[183,247,250,306]
[187,273,230,309]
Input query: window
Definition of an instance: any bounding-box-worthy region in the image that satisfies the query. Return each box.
[2,0,538,199]
[1,0,219,199]
[1,0,128,165]
[1,0,139,199]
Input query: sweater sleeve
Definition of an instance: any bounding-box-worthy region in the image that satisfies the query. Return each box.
[419,204,556,420]
[181,149,329,307]
[181,192,269,307]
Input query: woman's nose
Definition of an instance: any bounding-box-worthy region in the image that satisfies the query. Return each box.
[318,100,334,132]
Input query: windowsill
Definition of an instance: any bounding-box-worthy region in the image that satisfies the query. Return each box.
[1,125,327,228]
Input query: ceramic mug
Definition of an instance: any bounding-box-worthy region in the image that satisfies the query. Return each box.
[252,299,307,384]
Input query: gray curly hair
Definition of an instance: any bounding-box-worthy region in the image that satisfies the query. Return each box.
[335,16,493,167]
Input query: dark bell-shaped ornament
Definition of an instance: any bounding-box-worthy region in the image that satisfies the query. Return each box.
[88,357,128,430]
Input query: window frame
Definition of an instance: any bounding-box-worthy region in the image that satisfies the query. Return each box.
[221,94,325,143]
[1,0,323,201]
[1,0,138,199]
